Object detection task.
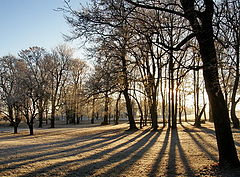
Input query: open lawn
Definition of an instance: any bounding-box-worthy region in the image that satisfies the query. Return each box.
[0,122,240,177]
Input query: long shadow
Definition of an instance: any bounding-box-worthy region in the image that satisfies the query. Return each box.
[200,125,240,148]
[0,128,129,172]
[148,127,170,177]
[101,128,163,176]
[167,128,195,177]
[194,131,217,151]
[0,128,74,141]
[186,122,215,136]
[0,127,126,156]
[199,126,216,137]
[18,129,150,177]
[181,124,217,162]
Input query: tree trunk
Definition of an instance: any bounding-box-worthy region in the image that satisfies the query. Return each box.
[162,97,166,127]
[231,101,240,128]
[144,96,148,126]
[115,93,121,125]
[230,47,240,128]
[178,92,182,124]
[38,99,44,128]
[194,104,206,128]
[38,110,43,128]
[193,61,200,127]
[132,93,144,129]
[28,119,34,135]
[29,125,33,135]
[91,97,95,124]
[14,125,18,134]
[101,93,109,125]
[50,106,55,128]
[150,95,158,130]
[123,90,138,129]
[197,19,239,169]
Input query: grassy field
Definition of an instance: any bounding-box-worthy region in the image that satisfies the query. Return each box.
[0,121,240,177]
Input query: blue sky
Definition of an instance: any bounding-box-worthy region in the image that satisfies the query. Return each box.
[0,0,89,58]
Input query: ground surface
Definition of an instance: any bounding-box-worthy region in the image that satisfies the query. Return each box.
[0,121,240,177]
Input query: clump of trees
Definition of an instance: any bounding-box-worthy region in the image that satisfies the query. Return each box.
[0,45,88,135]
[61,0,240,169]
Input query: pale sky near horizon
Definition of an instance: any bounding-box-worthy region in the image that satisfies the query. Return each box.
[0,0,89,58]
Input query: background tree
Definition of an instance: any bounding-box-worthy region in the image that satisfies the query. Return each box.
[0,55,22,133]
[217,0,240,128]
[49,44,72,128]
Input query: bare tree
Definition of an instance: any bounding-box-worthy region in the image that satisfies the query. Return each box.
[0,55,22,133]
[218,0,240,128]
[126,0,239,168]
[49,45,72,128]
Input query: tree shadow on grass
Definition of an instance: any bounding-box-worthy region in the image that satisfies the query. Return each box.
[16,128,152,177]
[100,128,163,176]
[166,128,195,177]
[0,128,128,173]
[0,127,126,156]
[181,124,218,162]
[148,127,170,177]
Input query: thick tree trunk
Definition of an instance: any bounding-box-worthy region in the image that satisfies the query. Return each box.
[150,107,158,130]
[14,125,18,134]
[29,126,34,135]
[198,23,239,168]
[123,90,138,130]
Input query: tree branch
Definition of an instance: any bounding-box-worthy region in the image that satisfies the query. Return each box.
[124,0,185,18]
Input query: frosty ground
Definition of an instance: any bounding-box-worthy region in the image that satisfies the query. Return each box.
[0,121,240,177]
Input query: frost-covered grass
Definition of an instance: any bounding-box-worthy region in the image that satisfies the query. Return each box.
[0,121,240,177]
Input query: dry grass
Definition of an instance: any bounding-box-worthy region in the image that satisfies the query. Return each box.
[0,121,240,177]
